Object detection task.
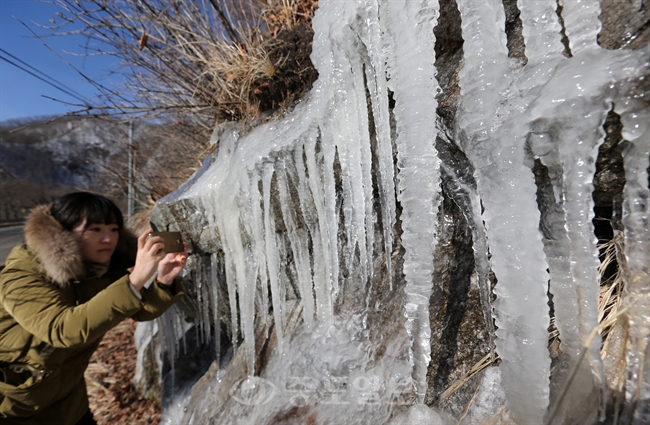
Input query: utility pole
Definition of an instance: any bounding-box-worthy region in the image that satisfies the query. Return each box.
[127,121,134,222]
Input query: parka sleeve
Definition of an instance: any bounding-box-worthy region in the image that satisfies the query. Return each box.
[132,279,184,322]
[0,258,144,349]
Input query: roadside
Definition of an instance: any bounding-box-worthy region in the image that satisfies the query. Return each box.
[0,225,24,268]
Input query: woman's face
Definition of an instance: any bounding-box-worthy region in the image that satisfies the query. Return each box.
[72,220,120,263]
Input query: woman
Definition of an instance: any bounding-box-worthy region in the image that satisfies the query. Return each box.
[0,192,186,425]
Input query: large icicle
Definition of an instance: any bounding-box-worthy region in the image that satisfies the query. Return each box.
[616,94,650,421]
[382,0,442,403]
[529,99,609,421]
[456,0,551,422]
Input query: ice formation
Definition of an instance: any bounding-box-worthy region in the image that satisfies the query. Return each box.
[153,0,649,423]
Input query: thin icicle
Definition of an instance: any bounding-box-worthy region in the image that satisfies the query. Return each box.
[262,165,285,350]
[200,257,211,344]
[249,172,270,338]
[364,0,396,290]
[440,161,495,345]
[317,123,341,306]
[210,252,221,367]
[223,242,239,347]
[334,72,372,286]
[304,134,334,321]
[294,138,333,322]
[276,161,316,327]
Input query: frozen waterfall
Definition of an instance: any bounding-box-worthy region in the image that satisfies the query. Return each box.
[150,0,649,423]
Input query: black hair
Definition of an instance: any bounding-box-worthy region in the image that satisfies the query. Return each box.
[50,192,124,231]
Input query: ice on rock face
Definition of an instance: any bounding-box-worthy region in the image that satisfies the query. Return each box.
[456,0,551,422]
[153,0,650,422]
[382,0,442,403]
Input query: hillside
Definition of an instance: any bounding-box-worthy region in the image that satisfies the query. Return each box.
[0,116,206,223]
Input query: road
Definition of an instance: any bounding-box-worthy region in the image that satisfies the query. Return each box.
[1,226,23,267]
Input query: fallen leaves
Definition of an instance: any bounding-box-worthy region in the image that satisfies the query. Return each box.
[85,319,161,425]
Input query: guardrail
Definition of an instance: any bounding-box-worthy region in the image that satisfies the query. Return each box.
[0,220,25,228]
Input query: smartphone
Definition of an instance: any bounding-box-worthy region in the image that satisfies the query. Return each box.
[150,231,184,253]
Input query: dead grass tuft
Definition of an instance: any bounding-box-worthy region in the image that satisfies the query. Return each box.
[597,232,626,341]
[48,0,319,129]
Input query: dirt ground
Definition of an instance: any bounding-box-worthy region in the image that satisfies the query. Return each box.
[85,319,161,425]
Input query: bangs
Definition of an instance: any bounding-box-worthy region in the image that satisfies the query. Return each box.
[83,208,121,228]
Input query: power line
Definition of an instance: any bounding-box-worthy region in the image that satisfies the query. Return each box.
[0,54,87,104]
[1,57,90,106]
[0,48,87,101]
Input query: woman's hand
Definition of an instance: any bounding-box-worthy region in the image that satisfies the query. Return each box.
[157,248,188,285]
[129,228,166,291]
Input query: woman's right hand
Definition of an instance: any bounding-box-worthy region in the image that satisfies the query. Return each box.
[129,228,166,291]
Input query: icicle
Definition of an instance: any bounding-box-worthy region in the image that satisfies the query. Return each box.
[222,240,239,348]
[332,64,372,287]
[383,0,442,403]
[517,0,564,61]
[294,138,333,322]
[364,0,396,290]
[530,107,608,421]
[456,0,551,422]
[560,0,601,54]
[616,97,650,419]
[304,135,335,321]
[559,119,607,362]
[210,252,221,367]
[440,161,495,345]
[200,257,211,344]
[228,178,257,375]
[262,164,285,350]
[276,160,316,327]
[317,126,341,304]
[249,172,270,338]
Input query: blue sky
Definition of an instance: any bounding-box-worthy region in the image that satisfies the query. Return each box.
[1,0,119,122]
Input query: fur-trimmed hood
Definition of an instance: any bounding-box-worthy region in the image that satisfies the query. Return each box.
[23,204,138,287]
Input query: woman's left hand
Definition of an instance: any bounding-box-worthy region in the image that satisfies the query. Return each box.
[157,249,188,285]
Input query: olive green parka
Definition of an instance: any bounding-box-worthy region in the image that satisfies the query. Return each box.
[0,205,184,424]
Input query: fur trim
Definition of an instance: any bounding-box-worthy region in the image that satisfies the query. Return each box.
[23,204,137,288]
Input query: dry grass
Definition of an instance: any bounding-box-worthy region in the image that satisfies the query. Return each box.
[597,233,626,341]
[45,0,318,129]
